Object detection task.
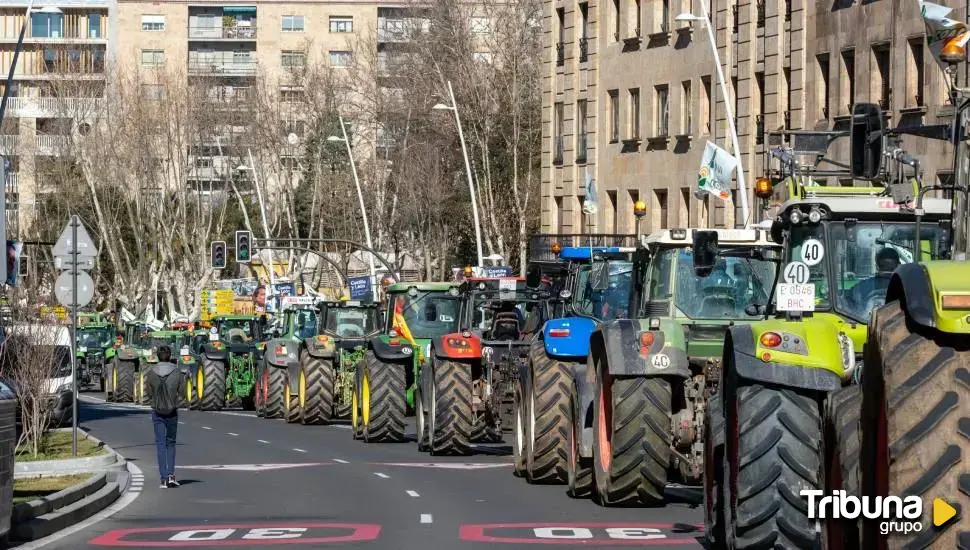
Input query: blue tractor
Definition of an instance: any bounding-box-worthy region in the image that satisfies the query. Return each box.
[513,246,636,486]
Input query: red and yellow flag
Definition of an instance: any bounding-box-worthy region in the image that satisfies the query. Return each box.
[391,298,423,362]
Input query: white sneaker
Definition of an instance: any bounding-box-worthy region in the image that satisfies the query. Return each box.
[160,483,168,489]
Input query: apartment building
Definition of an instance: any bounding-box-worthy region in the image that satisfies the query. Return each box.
[541,0,962,234]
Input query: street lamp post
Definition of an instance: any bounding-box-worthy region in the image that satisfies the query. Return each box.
[675,8,750,227]
[433,80,484,267]
[328,116,378,302]
[237,151,276,295]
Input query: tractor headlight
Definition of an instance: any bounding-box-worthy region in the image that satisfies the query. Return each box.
[838,332,856,382]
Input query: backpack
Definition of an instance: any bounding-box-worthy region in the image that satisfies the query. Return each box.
[152,365,180,415]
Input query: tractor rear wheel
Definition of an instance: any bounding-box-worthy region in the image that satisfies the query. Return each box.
[592,375,669,506]
[301,351,334,425]
[861,301,970,549]
[566,383,592,499]
[351,371,364,440]
[137,370,149,405]
[727,382,821,548]
[254,366,265,417]
[114,361,135,403]
[525,351,571,484]
[824,385,861,550]
[704,393,725,548]
[199,360,226,411]
[512,382,526,477]
[284,370,302,424]
[264,367,285,419]
[429,359,473,455]
[362,351,407,443]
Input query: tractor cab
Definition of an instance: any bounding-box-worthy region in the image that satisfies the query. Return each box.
[319,300,381,340]
[276,297,320,340]
[76,322,116,390]
[560,246,637,323]
[212,315,266,345]
[459,278,550,341]
[122,322,153,356]
[143,330,193,365]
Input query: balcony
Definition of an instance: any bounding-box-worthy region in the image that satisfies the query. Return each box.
[0,136,18,155]
[553,136,563,165]
[188,25,257,40]
[36,135,70,155]
[556,42,564,66]
[578,38,588,63]
[5,97,104,118]
[188,60,257,76]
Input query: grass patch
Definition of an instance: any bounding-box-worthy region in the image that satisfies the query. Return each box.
[13,473,92,503]
[15,431,107,462]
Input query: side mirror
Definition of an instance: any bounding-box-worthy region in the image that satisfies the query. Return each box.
[590,261,611,291]
[692,230,719,277]
[770,219,785,244]
[525,266,541,289]
[850,102,884,179]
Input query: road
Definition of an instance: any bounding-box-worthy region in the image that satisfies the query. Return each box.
[36,394,705,549]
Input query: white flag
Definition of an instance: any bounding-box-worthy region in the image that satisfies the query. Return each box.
[919,0,970,68]
[582,174,598,216]
[697,141,739,201]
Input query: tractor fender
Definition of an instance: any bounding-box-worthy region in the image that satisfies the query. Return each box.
[590,319,690,379]
[727,325,842,391]
[286,352,304,394]
[303,336,336,359]
[542,317,596,359]
[569,359,596,460]
[885,263,936,329]
[116,348,139,362]
[104,348,116,360]
[369,336,414,362]
[264,339,298,368]
[432,333,482,361]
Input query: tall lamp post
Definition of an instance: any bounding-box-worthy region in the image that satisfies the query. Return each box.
[433,80,483,268]
[675,8,750,227]
[328,116,378,302]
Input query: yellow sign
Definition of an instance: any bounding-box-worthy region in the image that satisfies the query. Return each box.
[199,289,238,321]
[933,498,957,526]
[39,306,67,321]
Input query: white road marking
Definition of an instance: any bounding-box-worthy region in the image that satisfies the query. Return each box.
[420,514,433,524]
[406,490,420,498]
[201,426,212,430]
[214,410,256,418]
[333,458,349,464]
[374,472,390,479]
[332,425,352,430]
[178,421,185,425]
[293,448,307,453]
[228,432,238,436]
[257,439,270,444]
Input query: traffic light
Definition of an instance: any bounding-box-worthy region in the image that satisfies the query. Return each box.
[211,241,226,269]
[235,230,252,263]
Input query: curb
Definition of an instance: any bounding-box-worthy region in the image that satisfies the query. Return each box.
[14,428,123,478]
[11,477,121,542]
[11,473,107,524]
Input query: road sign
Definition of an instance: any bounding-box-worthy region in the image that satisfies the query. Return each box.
[52,216,98,259]
[54,270,95,308]
[53,256,95,271]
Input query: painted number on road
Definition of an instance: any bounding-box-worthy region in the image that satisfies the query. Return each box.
[534,527,665,540]
[89,523,381,546]
[459,523,700,545]
[800,238,824,266]
[783,261,810,284]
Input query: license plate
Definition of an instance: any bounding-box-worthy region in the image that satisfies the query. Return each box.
[776,283,815,312]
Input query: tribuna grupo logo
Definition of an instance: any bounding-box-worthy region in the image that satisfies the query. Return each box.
[801,490,923,535]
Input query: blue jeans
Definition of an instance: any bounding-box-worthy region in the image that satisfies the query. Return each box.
[152,411,178,482]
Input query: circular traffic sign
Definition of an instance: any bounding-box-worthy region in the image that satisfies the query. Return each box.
[800,238,824,266]
[783,261,811,284]
[54,270,95,308]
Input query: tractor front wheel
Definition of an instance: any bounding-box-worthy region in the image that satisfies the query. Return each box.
[300,351,335,425]
[429,359,473,455]
[362,351,406,443]
[512,382,527,477]
[824,385,861,550]
[114,361,135,403]
[415,384,430,452]
[524,352,571,484]
[704,393,725,547]
[284,370,302,424]
[199,360,226,411]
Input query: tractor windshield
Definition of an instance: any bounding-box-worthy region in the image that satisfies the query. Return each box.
[289,310,318,339]
[218,319,255,342]
[78,328,112,348]
[572,261,634,321]
[468,293,539,339]
[651,248,774,319]
[389,292,461,339]
[324,308,380,338]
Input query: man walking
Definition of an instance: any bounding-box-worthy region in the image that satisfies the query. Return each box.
[146,345,184,488]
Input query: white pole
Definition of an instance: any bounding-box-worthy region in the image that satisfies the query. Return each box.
[339,116,378,302]
[447,80,484,267]
[697,2,750,227]
[247,149,275,298]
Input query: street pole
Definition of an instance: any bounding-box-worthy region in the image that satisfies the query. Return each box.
[247,149,275,300]
[696,1,750,227]
[70,215,78,457]
[338,115,378,302]
[446,80,484,267]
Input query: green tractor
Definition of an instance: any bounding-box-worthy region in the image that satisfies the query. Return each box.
[352,282,461,443]
[197,315,266,411]
[105,321,153,403]
[577,228,779,506]
[135,329,199,408]
[76,322,116,392]
[258,298,319,420]
[704,124,954,548]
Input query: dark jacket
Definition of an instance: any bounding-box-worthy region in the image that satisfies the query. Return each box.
[146,361,184,415]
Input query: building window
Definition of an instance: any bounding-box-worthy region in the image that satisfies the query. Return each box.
[755,72,765,144]
[579,3,589,63]
[757,0,765,27]
[88,13,101,39]
[612,0,620,40]
[817,53,830,119]
[141,49,164,67]
[629,87,641,139]
[607,191,618,233]
[32,13,63,38]
[841,49,855,115]
[655,189,668,229]
[701,75,712,134]
[281,50,306,69]
[282,15,305,32]
[556,8,565,66]
[577,99,588,162]
[907,38,925,107]
[682,80,692,135]
[656,85,669,137]
[329,16,353,33]
[872,43,891,109]
[609,89,620,142]
[554,102,564,164]
[659,0,669,33]
[141,15,165,32]
[632,0,642,36]
[470,16,490,34]
[329,51,352,68]
[783,67,792,129]
[681,188,692,226]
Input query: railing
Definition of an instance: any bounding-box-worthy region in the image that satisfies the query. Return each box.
[0,136,18,155]
[188,25,257,39]
[188,60,257,76]
[36,135,69,153]
[6,97,104,117]
[528,234,639,261]
[578,38,588,63]
[576,133,588,163]
[377,27,409,42]
[556,42,565,66]
[553,136,563,164]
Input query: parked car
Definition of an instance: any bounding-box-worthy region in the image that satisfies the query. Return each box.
[0,344,74,429]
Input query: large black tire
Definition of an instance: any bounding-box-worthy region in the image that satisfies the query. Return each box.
[824,385,861,550]
[861,301,970,549]
[284,370,302,424]
[264,367,285,419]
[429,359,473,455]
[525,349,571,484]
[592,375,670,506]
[334,358,353,419]
[727,382,821,548]
[114,361,135,403]
[301,351,334,425]
[416,384,430,452]
[704,393,725,547]
[512,382,526,477]
[566,382,592,498]
[362,351,407,443]
[199,359,226,411]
